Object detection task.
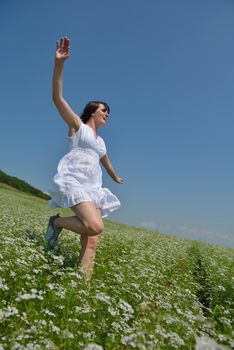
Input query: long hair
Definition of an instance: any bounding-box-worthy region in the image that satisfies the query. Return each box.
[80,101,110,124]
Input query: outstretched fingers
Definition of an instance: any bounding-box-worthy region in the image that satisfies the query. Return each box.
[64,37,70,50]
[55,36,70,59]
[57,36,70,50]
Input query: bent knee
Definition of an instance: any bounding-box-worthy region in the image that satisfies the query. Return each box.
[87,221,104,236]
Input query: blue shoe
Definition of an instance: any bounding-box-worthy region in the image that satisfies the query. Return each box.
[45,214,62,249]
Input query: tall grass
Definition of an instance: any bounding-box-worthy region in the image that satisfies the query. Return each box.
[0,187,233,349]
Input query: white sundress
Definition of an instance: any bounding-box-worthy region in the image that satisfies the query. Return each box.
[48,123,121,217]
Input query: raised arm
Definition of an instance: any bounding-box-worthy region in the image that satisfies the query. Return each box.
[52,37,82,131]
[101,154,124,184]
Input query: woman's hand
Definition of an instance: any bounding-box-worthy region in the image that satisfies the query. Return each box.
[115,177,124,184]
[55,37,70,61]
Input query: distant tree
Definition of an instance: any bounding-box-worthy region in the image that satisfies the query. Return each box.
[0,170,51,200]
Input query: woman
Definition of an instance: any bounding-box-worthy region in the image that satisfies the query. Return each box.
[45,37,123,279]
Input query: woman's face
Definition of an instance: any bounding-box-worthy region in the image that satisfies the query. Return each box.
[92,104,109,127]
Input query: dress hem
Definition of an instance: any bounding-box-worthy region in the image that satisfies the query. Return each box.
[48,198,121,219]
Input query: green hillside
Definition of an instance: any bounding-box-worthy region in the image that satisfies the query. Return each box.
[0,187,233,349]
[0,169,50,200]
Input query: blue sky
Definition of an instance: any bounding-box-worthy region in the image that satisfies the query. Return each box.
[1,0,234,247]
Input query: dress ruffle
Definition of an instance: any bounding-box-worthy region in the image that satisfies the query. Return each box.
[48,187,120,218]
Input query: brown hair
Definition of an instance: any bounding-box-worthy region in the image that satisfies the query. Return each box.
[80,101,110,124]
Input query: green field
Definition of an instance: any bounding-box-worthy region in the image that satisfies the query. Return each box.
[0,186,233,349]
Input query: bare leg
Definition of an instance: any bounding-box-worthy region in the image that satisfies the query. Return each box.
[53,202,103,278]
[78,234,99,279]
[78,208,102,278]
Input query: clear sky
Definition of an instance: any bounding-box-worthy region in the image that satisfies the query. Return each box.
[1,0,234,248]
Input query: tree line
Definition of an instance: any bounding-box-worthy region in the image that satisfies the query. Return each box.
[0,169,50,200]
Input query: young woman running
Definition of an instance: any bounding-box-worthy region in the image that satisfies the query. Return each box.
[45,37,123,279]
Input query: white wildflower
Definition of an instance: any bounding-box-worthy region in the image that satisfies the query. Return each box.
[68,272,82,280]
[28,326,37,334]
[107,306,118,316]
[44,309,56,317]
[16,292,43,301]
[55,287,66,299]
[118,299,134,320]
[121,334,138,346]
[0,306,19,320]
[119,299,134,314]
[61,329,74,339]
[139,302,148,310]
[167,332,185,347]
[195,335,228,350]
[84,344,103,350]
[52,255,64,265]
[155,325,167,338]
[111,322,123,331]
[23,342,41,350]
[69,280,77,288]
[49,321,61,334]
[0,278,9,291]
[184,310,196,322]
[217,334,227,342]
[83,331,95,339]
[24,274,33,281]
[47,283,57,290]
[217,285,226,292]
[165,316,177,325]
[75,305,92,314]
[96,293,111,305]
[16,258,28,265]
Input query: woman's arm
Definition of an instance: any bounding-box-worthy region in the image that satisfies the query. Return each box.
[52,37,82,131]
[101,154,124,184]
